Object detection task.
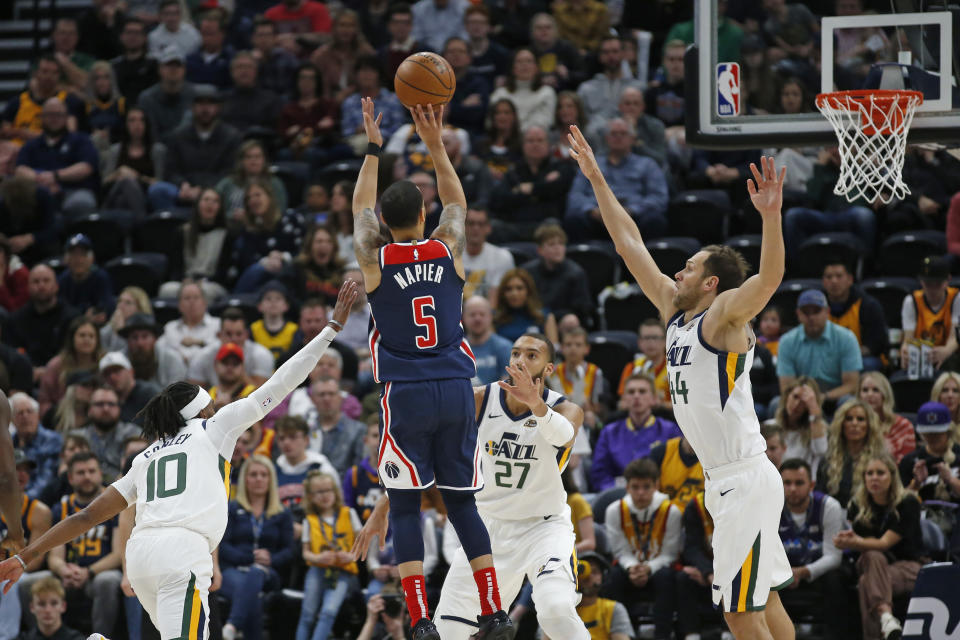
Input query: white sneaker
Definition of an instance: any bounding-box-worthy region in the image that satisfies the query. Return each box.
[880,611,902,640]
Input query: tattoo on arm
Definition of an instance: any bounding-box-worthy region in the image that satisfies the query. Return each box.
[353,208,382,268]
[434,204,466,256]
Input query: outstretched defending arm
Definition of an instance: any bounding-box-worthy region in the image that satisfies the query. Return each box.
[353,97,386,290]
[205,282,360,458]
[567,126,677,321]
[0,390,25,555]
[708,157,786,326]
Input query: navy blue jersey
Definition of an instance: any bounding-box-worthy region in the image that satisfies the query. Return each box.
[52,493,118,567]
[368,239,476,383]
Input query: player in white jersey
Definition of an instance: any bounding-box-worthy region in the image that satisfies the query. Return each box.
[354,333,589,640]
[567,126,794,640]
[0,282,360,640]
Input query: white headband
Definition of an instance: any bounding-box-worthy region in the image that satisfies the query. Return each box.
[180,388,212,420]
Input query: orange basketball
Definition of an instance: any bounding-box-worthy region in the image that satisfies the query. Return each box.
[394,52,456,109]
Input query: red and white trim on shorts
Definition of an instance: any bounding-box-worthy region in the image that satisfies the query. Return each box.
[459,335,477,367]
[369,325,381,383]
[378,382,422,486]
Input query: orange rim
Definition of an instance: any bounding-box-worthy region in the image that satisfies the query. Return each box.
[816,90,924,135]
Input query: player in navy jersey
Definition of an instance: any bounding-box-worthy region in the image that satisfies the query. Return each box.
[352,97,514,640]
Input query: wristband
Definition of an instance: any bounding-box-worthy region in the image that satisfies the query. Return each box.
[327,319,343,332]
[366,142,382,158]
[534,406,575,446]
[13,554,27,571]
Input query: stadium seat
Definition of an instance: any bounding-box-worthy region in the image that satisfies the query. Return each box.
[861,277,918,327]
[151,297,180,326]
[132,210,190,282]
[587,332,635,395]
[66,214,127,263]
[726,234,762,272]
[271,161,310,209]
[600,283,660,331]
[667,189,732,245]
[889,371,936,413]
[593,330,638,350]
[646,236,701,277]
[591,488,626,525]
[793,232,864,279]
[567,243,619,299]
[920,515,948,560]
[502,241,537,267]
[769,279,822,327]
[105,253,168,297]
[878,231,947,277]
[210,293,260,326]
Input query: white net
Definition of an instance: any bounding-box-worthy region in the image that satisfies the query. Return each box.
[815,90,923,204]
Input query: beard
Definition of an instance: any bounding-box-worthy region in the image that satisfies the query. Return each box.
[128,349,158,382]
[42,124,66,139]
[673,287,701,311]
[92,416,119,432]
[504,365,548,386]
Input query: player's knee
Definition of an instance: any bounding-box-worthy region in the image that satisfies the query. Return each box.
[388,487,422,515]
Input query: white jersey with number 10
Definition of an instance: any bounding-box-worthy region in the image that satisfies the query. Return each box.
[664,310,766,470]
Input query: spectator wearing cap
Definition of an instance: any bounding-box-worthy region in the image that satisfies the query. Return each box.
[99,351,160,426]
[899,401,960,502]
[778,289,863,404]
[9,392,62,499]
[185,12,234,90]
[147,84,241,212]
[187,308,274,388]
[411,0,469,54]
[157,280,219,366]
[56,234,116,324]
[3,264,79,371]
[220,51,281,134]
[14,97,100,219]
[209,342,256,408]
[0,233,30,313]
[900,255,960,371]
[118,313,188,387]
[822,259,888,373]
[77,386,141,483]
[565,117,669,241]
[251,281,299,364]
[137,45,197,138]
[148,0,201,58]
[8,449,53,571]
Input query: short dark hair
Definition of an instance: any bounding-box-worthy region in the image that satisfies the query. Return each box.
[300,297,327,312]
[253,17,276,32]
[822,260,853,276]
[123,17,146,31]
[780,458,812,478]
[519,332,556,364]
[624,372,655,392]
[465,4,490,19]
[702,244,750,294]
[275,415,309,436]
[354,55,381,75]
[561,327,588,342]
[67,450,100,471]
[639,317,664,332]
[220,308,247,325]
[159,0,180,10]
[533,222,566,247]
[380,181,424,229]
[623,457,659,482]
[387,3,413,20]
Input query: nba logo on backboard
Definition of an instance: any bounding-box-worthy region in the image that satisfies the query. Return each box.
[717,63,740,117]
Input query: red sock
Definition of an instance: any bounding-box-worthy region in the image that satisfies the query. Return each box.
[401,575,429,626]
[473,567,502,615]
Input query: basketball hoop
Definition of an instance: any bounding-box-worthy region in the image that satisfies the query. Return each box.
[815,90,923,204]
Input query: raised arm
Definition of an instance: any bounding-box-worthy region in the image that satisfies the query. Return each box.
[205,282,360,459]
[0,390,25,555]
[567,125,677,321]
[411,105,467,272]
[353,97,385,291]
[707,157,786,326]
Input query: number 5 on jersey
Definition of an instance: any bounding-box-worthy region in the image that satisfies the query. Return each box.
[412,295,438,349]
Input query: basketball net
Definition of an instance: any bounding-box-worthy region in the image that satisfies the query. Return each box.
[815,89,923,204]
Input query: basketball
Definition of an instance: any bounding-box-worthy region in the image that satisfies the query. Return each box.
[394,52,456,109]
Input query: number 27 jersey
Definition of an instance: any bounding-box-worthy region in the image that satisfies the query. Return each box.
[664,310,766,470]
[368,239,477,383]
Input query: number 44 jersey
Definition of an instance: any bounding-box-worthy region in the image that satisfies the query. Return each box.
[112,418,232,553]
[368,239,477,383]
[664,310,766,470]
[474,384,572,521]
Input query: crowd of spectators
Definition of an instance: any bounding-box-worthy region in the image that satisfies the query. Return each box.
[2,1,960,640]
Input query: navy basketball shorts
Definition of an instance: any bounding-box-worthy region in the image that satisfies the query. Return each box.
[377,378,482,491]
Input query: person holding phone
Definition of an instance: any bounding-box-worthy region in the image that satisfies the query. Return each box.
[357,593,407,640]
[898,402,960,501]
